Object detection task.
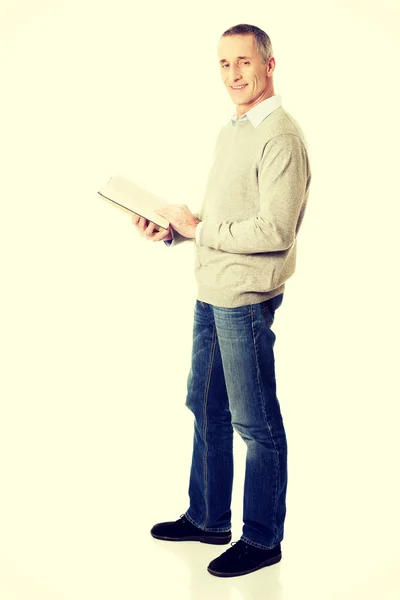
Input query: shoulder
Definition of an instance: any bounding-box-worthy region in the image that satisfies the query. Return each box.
[258,107,309,149]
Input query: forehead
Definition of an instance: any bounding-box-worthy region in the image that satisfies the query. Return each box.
[217,34,256,62]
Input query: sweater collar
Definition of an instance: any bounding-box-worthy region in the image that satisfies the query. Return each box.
[231,94,282,128]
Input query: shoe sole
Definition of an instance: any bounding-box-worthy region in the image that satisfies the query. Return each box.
[207,552,282,577]
[151,532,232,545]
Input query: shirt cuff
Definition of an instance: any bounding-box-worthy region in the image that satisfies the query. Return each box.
[164,227,175,246]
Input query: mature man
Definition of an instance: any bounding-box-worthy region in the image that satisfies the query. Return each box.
[133,23,311,578]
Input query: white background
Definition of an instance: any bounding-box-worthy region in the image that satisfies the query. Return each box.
[0,1,399,598]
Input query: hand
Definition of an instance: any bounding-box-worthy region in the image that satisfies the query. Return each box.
[154,204,200,239]
[133,215,173,242]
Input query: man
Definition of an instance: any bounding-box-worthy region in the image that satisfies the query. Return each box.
[133,23,311,578]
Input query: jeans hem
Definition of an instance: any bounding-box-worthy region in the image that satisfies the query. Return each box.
[185,511,231,533]
[240,535,282,550]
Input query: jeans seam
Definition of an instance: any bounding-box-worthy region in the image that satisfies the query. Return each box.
[249,303,280,542]
[185,511,231,532]
[200,325,217,529]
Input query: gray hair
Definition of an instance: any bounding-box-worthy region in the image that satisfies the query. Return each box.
[221,24,273,64]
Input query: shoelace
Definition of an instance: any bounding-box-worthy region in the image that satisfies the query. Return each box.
[228,540,251,558]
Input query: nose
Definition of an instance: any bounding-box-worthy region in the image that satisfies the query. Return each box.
[226,66,242,86]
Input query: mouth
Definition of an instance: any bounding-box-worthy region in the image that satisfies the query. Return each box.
[230,84,248,91]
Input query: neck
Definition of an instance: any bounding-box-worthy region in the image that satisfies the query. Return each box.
[236,86,275,118]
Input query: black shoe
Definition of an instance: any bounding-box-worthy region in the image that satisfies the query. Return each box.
[207,540,282,577]
[150,514,232,545]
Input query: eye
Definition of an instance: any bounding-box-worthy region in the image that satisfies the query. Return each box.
[222,61,250,68]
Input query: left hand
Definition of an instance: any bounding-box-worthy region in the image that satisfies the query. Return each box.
[155,204,200,239]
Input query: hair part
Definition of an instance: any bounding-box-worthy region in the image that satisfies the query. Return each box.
[221,24,273,64]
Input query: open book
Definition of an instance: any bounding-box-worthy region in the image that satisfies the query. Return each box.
[98,175,170,231]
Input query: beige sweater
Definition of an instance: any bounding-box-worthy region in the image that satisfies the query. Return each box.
[165,105,312,308]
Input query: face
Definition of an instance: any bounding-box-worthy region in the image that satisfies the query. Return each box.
[217,34,275,117]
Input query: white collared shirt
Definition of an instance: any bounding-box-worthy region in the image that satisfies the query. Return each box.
[230,93,282,127]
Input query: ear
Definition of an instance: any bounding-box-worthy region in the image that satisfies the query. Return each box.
[267,57,276,75]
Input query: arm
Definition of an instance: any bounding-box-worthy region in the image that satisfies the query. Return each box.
[197,134,309,254]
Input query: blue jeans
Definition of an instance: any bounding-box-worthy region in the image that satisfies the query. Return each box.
[184,294,287,550]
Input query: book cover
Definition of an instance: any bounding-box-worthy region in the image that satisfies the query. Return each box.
[98,175,170,231]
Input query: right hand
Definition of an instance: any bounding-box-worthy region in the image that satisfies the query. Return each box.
[133,215,173,242]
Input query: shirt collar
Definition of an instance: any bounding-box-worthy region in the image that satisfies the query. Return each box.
[231,94,282,128]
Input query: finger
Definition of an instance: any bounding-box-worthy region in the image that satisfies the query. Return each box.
[144,221,156,236]
[139,216,148,231]
[152,228,171,242]
[150,223,169,239]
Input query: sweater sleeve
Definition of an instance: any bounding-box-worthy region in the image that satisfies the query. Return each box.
[195,221,204,244]
[197,133,309,254]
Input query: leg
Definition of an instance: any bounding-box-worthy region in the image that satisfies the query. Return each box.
[212,294,287,549]
[184,300,234,532]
